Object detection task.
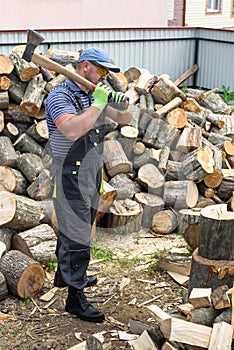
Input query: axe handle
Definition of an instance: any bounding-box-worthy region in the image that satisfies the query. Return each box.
[31,52,96,91]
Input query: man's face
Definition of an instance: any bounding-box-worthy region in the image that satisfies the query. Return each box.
[81,61,110,84]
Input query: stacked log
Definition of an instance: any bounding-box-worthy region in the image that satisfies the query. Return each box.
[0,46,234,301]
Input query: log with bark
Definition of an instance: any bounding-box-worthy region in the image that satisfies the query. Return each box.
[0,250,45,298]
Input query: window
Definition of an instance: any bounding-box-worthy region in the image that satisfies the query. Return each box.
[207,0,220,12]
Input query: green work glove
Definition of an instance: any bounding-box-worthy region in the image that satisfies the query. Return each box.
[108,91,130,114]
[92,82,112,111]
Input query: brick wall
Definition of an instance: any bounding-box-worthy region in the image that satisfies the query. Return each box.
[168,0,185,26]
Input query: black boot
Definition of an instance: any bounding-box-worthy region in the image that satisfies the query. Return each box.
[65,287,105,323]
[54,268,97,288]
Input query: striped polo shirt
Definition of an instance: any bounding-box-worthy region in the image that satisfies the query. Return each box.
[45,79,94,158]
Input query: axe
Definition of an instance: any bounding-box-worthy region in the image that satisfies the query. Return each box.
[22,29,129,108]
[22,29,96,91]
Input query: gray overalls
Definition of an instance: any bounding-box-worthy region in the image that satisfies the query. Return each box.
[50,80,105,290]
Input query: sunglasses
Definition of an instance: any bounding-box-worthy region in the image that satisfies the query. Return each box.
[89,61,110,77]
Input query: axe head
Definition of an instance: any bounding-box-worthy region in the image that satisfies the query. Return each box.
[22,29,44,62]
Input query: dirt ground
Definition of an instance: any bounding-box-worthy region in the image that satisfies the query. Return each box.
[0,229,188,350]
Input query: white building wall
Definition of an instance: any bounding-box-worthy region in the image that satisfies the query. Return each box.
[185,0,234,28]
[0,0,168,31]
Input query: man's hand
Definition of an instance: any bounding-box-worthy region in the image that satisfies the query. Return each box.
[92,82,112,111]
[108,91,130,114]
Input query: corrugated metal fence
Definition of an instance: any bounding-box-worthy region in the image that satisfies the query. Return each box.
[0,28,233,91]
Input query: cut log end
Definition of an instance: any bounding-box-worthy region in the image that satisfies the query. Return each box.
[18,263,45,298]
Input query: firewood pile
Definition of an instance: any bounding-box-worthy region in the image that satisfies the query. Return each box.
[0,46,234,348]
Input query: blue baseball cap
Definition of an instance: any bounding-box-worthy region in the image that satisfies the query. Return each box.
[78,47,120,73]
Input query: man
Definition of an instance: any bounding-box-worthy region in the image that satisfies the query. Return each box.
[46,47,132,323]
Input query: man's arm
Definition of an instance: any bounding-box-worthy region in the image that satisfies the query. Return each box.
[105,105,132,125]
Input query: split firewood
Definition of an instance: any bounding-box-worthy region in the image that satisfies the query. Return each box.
[0,227,13,252]
[208,322,233,350]
[132,142,145,155]
[45,46,79,67]
[0,271,8,300]
[134,192,164,228]
[0,190,44,230]
[45,63,76,92]
[227,282,234,328]
[187,306,220,327]
[158,254,191,276]
[0,91,9,109]
[119,125,138,159]
[197,183,223,204]
[124,67,142,83]
[14,133,45,158]
[1,122,19,141]
[143,117,180,149]
[39,287,58,302]
[0,165,27,195]
[217,169,234,201]
[177,303,194,316]
[152,209,178,234]
[227,190,234,212]
[165,160,184,181]
[176,127,202,152]
[0,54,14,74]
[161,341,179,350]
[0,76,11,90]
[108,71,128,93]
[16,152,44,182]
[135,70,157,95]
[95,181,117,222]
[199,91,232,115]
[188,288,212,308]
[0,250,45,298]
[0,110,4,133]
[153,97,183,118]
[145,93,155,115]
[128,330,160,350]
[125,86,140,105]
[20,73,47,116]
[137,163,165,196]
[0,136,17,167]
[211,285,231,309]
[26,119,49,143]
[160,317,212,348]
[166,108,187,129]
[158,145,170,172]
[151,74,186,104]
[139,94,147,114]
[181,146,214,181]
[178,208,201,250]
[9,51,40,82]
[103,139,132,177]
[26,168,51,200]
[174,64,199,87]
[183,97,201,114]
[163,180,198,209]
[203,169,223,188]
[166,271,189,286]
[109,173,140,200]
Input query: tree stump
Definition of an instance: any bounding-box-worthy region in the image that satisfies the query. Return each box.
[0,190,44,230]
[199,204,234,260]
[189,204,234,292]
[12,224,57,265]
[0,250,44,298]
[105,199,142,234]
